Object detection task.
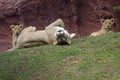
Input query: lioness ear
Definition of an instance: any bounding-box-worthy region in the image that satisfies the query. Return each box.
[19,24,23,29]
[10,25,14,29]
[101,19,105,24]
[110,18,115,23]
[66,39,71,45]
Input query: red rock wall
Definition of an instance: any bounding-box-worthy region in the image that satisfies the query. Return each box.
[0,0,120,51]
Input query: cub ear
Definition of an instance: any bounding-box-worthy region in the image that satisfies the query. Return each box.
[110,18,115,23]
[10,25,14,29]
[100,19,105,24]
[19,24,23,28]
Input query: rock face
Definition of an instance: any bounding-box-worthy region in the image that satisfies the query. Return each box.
[0,0,120,51]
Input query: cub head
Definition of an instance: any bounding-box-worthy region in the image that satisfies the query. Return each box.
[101,18,115,30]
[10,24,23,36]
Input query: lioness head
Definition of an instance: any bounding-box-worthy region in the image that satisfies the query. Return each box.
[10,24,23,36]
[56,29,67,42]
[55,27,71,44]
[101,18,115,30]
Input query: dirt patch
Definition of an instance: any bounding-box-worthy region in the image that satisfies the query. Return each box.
[115,44,120,49]
[0,0,120,51]
[61,55,79,66]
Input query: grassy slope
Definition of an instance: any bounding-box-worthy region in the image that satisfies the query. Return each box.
[0,33,120,80]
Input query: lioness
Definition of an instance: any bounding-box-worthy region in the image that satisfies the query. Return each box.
[15,26,75,49]
[8,19,76,51]
[90,18,115,36]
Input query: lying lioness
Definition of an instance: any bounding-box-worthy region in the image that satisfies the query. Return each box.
[90,18,115,36]
[8,19,76,51]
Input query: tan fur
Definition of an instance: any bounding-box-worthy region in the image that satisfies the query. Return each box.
[10,24,23,48]
[15,27,67,49]
[45,18,65,29]
[12,27,45,49]
[90,18,115,36]
[8,19,75,51]
[45,18,66,45]
[45,19,76,45]
[18,19,66,47]
[7,25,37,51]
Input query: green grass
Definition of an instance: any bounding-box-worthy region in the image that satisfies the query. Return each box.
[113,6,120,10]
[0,32,120,80]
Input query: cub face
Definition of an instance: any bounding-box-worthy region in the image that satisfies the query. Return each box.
[101,18,115,30]
[10,24,23,36]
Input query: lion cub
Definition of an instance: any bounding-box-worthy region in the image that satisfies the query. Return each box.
[10,24,36,46]
[90,18,115,36]
[10,24,23,48]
